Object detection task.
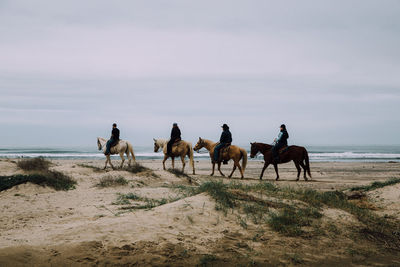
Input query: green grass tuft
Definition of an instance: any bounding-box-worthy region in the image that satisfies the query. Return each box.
[96,175,128,187]
[268,206,322,236]
[0,171,76,191]
[350,177,400,192]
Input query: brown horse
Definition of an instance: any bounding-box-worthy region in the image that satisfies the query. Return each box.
[153,138,195,174]
[250,142,311,181]
[194,137,247,179]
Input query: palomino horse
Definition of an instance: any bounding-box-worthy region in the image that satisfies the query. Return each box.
[250,142,311,181]
[153,138,195,175]
[97,137,136,169]
[194,137,247,179]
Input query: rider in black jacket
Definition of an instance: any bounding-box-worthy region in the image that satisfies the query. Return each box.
[214,124,232,163]
[167,123,181,156]
[272,124,289,162]
[105,123,120,155]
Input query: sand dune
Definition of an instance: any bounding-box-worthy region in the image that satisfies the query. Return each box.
[1,159,400,266]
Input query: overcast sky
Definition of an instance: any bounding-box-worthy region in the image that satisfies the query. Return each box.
[1,0,399,147]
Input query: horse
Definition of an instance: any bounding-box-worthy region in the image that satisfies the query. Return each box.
[153,138,195,175]
[194,137,247,179]
[97,137,136,169]
[250,142,311,181]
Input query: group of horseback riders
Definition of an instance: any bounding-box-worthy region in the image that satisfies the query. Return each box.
[105,122,289,164]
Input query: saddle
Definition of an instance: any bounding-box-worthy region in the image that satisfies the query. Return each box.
[218,143,231,164]
[172,139,182,146]
[278,145,289,154]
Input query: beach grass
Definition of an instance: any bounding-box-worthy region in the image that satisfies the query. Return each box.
[96,175,128,187]
[0,171,76,191]
[349,177,400,192]
[17,157,51,171]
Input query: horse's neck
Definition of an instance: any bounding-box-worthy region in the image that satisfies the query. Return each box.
[260,143,272,153]
[202,139,217,151]
[98,138,107,147]
[157,139,167,148]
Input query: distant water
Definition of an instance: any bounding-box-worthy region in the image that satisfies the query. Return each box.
[1,145,400,162]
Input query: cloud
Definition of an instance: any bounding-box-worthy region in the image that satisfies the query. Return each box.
[0,0,399,146]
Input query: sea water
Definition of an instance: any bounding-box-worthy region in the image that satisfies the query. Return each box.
[0,145,399,162]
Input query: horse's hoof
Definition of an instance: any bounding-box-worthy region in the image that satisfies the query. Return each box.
[210,174,214,176]
[296,178,299,181]
[241,177,244,180]
[228,175,232,178]
[275,177,279,181]
[259,177,263,180]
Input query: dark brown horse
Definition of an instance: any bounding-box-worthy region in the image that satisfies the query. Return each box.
[250,142,311,181]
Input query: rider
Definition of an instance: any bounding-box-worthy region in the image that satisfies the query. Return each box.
[214,124,232,164]
[272,124,289,162]
[167,123,181,156]
[105,123,120,155]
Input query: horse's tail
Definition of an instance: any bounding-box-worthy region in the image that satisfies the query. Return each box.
[188,143,195,175]
[304,148,311,178]
[240,148,247,173]
[128,143,136,162]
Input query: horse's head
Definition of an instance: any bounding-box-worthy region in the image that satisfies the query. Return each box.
[153,138,160,152]
[97,138,102,151]
[250,142,259,158]
[194,137,205,152]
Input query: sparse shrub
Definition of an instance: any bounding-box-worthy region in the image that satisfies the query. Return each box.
[199,254,217,266]
[96,175,128,187]
[350,177,400,192]
[268,206,322,236]
[17,157,51,171]
[0,171,76,191]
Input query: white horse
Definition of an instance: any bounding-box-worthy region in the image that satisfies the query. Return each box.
[97,137,136,169]
[153,138,195,175]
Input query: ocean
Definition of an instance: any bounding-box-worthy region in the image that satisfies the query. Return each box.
[0,145,400,162]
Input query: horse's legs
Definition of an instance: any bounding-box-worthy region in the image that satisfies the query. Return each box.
[273,164,279,180]
[127,151,131,167]
[218,162,225,177]
[104,157,108,169]
[260,162,269,180]
[171,157,175,169]
[299,161,308,181]
[181,155,186,173]
[229,160,243,179]
[210,162,215,176]
[119,153,125,169]
[294,161,301,181]
[162,155,168,170]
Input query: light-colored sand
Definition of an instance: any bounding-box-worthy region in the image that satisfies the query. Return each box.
[0,158,399,266]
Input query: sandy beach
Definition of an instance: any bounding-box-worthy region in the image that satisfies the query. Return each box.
[0,158,400,266]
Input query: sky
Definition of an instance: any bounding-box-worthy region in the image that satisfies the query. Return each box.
[0,0,399,147]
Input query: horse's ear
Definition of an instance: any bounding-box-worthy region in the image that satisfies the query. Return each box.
[153,138,156,141]
[250,142,253,145]
[198,137,201,140]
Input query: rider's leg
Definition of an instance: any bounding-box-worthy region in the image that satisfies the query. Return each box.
[167,139,174,155]
[105,139,112,155]
[213,143,223,162]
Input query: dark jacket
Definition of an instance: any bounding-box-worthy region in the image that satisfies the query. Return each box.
[220,130,232,144]
[277,130,289,146]
[112,128,120,140]
[170,127,181,141]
